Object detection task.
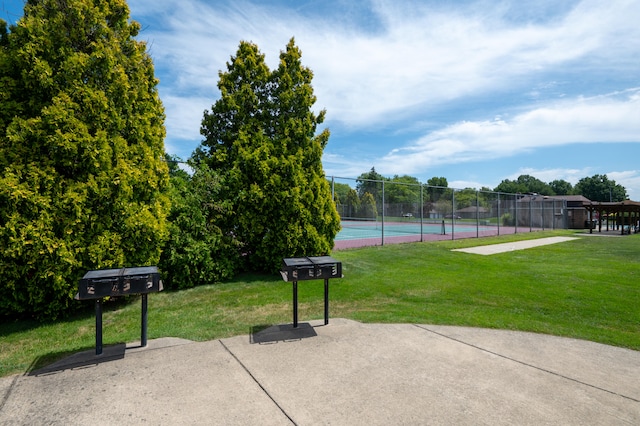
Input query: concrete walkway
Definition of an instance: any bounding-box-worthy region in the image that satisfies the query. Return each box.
[452,236,580,255]
[1,318,639,425]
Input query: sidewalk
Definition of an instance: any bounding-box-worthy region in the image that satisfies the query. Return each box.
[1,318,638,425]
[451,236,579,255]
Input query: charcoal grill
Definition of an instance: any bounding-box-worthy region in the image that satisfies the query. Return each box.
[76,266,163,355]
[280,256,342,327]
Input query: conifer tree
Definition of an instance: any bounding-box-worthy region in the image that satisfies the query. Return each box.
[198,38,340,272]
[0,0,169,319]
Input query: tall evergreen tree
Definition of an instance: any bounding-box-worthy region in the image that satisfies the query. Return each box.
[345,188,360,218]
[198,38,340,272]
[0,0,169,320]
[356,167,385,201]
[358,192,378,220]
[330,181,351,204]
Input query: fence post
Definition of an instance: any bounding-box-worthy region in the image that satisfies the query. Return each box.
[381,180,385,246]
[331,176,335,202]
[476,190,480,238]
[451,190,455,240]
[497,193,501,236]
[420,184,424,242]
[515,195,518,234]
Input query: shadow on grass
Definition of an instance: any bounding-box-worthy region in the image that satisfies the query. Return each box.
[250,322,317,344]
[26,343,127,377]
[232,272,281,284]
[1,296,139,339]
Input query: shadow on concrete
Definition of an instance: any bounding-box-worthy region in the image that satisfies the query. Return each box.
[250,322,317,344]
[27,343,129,377]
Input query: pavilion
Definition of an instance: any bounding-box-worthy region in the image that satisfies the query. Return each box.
[582,200,640,235]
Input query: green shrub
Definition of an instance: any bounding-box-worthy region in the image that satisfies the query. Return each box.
[159,164,240,290]
[501,213,514,226]
[197,39,340,273]
[0,0,169,320]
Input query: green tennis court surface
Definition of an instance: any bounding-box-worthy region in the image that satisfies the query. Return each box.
[336,220,497,241]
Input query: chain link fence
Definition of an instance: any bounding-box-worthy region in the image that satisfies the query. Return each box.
[329,176,568,250]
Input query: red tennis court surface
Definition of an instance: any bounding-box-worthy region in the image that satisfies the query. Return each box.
[333,226,542,250]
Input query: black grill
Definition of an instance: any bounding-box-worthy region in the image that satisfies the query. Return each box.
[281,256,342,282]
[280,256,343,328]
[76,266,163,355]
[77,266,162,300]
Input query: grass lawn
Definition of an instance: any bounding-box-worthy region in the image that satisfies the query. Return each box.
[1,230,638,377]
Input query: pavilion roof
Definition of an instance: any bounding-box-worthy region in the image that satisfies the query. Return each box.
[582,200,640,214]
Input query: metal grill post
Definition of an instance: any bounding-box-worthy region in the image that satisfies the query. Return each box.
[141,294,148,347]
[95,299,103,355]
[293,280,299,328]
[324,278,329,325]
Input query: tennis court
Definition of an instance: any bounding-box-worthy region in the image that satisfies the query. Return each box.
[331,176,568,250]
[333,219,536,250]
[336,219,497,240]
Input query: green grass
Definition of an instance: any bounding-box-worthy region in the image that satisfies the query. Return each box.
[1,230,639,377]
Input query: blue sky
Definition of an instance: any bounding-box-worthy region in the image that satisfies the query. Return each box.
[3,0,640,198]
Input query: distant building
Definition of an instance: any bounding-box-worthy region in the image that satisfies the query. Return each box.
[455,205,490,220]
[516,194,591,229]
[545,195,592,229]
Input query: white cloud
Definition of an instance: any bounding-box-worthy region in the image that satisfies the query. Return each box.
[161,94,211,145]
[608,170,640,200]
[448,180,490,191]
[510,167,593,186]
[380,89,640,174]
[127,0,640,196]
[135,0,640,131]
[321,152,375,180]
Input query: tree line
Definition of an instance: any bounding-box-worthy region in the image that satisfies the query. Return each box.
[332,167,629,213]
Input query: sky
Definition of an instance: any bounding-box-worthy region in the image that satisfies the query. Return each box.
[2,0,640,198]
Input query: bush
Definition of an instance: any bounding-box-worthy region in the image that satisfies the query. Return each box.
[501,213,514,226]
[159,164,240,290]
[197,39,341,273]
[0,1,169,320]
